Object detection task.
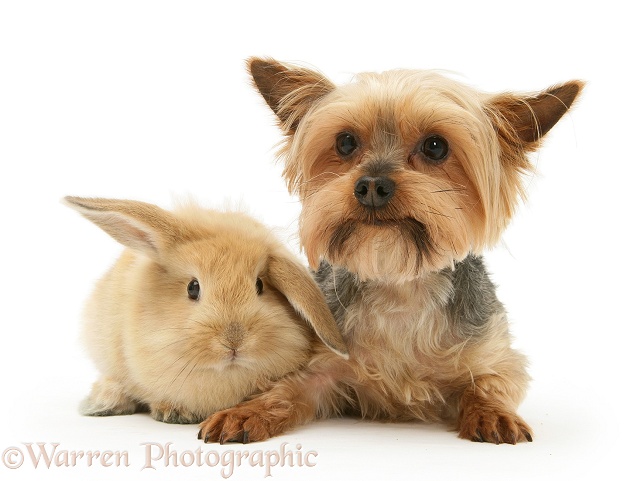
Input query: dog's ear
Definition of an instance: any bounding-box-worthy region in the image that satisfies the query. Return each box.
[480,81,584,242]
[247,57,335,135]
[487,80,585,150]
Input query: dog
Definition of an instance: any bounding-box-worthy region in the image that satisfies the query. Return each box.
[198,58,583,444]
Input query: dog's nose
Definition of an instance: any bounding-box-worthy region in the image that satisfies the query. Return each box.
[354,176,396,208]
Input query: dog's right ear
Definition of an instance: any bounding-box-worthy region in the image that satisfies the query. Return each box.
[247,57,335,135]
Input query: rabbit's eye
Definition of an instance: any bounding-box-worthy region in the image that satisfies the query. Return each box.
[187,279,200,301]
[256,278,264,296]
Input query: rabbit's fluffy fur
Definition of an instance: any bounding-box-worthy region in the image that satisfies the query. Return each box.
[66,197,346,424]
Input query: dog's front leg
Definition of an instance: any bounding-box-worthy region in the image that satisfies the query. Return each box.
[198,352,351,443]
[457,374,533,444]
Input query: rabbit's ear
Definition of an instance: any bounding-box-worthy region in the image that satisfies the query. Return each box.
[267,254,348,359]
[63,196,180,257]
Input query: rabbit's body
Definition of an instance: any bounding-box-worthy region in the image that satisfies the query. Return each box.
[66,198,347,424]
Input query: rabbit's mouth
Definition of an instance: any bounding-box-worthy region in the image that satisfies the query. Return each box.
[218,345,249,367]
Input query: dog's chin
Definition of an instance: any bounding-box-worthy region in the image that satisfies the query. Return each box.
[321,219,456,282]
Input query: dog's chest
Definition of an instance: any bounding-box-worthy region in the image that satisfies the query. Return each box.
[339,279,462,417]
[343,277,452,347]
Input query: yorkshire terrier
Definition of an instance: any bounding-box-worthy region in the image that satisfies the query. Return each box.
[199,58,583,444]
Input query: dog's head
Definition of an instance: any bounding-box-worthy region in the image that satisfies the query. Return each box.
[249,58,583,282]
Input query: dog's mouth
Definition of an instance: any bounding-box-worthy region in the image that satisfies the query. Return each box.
[360,218,394,227]
[355,207,412,227]
[328,217,437,263]
[357,216,422,229]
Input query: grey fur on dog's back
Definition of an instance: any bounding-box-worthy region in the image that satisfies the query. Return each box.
[314,261,360,329]
[448,255,503,335]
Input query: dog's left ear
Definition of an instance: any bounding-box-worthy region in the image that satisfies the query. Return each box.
[487,80,585,150]
[247,57,335,135]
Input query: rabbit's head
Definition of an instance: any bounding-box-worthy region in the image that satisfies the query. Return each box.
[65,196,348,383]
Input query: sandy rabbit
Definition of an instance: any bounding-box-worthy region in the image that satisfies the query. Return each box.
[64,196,347,424]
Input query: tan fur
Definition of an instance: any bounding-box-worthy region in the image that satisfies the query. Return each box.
[65,196,346,424]
[199,59,583,444]
[200,275,529,442]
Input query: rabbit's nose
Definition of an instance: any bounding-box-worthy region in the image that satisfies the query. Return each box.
[223,321,245,348]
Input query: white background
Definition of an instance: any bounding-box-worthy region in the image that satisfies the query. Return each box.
[1,1,636,480]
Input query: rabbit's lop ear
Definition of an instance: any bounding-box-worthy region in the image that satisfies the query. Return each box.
[267,254,348,359]
[63,196,179,257]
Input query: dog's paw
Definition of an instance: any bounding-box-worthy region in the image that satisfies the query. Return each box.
[458,407,533,444]
[198,402,281,444]
[150,402,202,424]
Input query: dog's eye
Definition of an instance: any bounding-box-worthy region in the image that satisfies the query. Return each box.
[420,135,449,163]
[187,279,200,301]
[336,132,358,157]
[256,277,264,295]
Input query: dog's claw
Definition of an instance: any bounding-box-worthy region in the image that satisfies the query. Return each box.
[199,401,281,444]
[197,429,202,440]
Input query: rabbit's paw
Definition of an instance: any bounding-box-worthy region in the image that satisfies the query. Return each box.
[150,402,203,424]
[80,377,138,416]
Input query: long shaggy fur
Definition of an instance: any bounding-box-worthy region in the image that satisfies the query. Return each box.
[198,59,583,444]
